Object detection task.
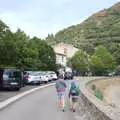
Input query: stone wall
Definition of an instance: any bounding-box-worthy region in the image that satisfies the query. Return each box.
[76,77,120,120]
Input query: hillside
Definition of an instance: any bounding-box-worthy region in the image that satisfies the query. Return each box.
[47,2,120,53]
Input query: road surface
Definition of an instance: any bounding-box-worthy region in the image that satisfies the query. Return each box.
[0,80,79,120]
[0,85,39,102]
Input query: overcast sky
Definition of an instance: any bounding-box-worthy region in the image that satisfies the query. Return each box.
[0,0,119,38]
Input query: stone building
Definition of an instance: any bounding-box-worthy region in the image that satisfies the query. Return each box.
[52,42,79,67]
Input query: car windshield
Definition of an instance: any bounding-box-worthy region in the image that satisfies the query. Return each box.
[37,72,45,75]
[49,72,55,74]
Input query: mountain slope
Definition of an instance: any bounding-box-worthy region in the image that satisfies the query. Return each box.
[47,2,120,53]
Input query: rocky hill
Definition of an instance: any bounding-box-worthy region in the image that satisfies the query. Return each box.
[47,2,120,53]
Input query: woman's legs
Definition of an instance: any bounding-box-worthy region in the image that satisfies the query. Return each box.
[57,92,65,111]
[60,97,65,110]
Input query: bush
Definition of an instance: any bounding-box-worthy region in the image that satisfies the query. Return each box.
[92,84,96,91]
[94,88,104,100]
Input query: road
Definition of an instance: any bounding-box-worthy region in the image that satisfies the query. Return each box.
[0,80,79,120]
[0,85,40,102]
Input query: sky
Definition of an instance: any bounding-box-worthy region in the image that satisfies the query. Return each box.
[0,0,119,38]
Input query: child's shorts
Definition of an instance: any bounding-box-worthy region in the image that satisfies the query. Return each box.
[72,96,79,102]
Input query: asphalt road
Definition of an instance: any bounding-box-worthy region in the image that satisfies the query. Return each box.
[0,85,40,102]
[0,80,79,120]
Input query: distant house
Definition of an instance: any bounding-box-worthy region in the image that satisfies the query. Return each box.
[55,52,67,67]
[52,42,79,67]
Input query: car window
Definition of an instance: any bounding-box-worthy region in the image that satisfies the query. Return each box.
[13,71,21,78]
[30,72,39,76]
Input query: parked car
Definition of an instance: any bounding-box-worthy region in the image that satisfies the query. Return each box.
[47,71,58,81]
[26,72,41,85]
[64,72,73,80]
[0,68,23,90]
[45,71,56,82]
[108,72,115,76]
[37,72,49,83]
[114,71,120,76]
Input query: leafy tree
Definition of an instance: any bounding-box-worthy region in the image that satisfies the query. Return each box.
[90,55,104,75]
[30,37,56,71]
[13,29,31,68]
[90,45,116,75]
[107,43,120,65]
[0,20,9,40]
[68,50,89,75]
[0,23,16,66]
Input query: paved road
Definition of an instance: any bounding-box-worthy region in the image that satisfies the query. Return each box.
[0,80,79,120]
[0,85,41,102]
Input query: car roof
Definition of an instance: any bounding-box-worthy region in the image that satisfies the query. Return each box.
[0,67,20,70]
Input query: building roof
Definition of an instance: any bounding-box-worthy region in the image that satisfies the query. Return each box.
[52,42,74,48]
[55,52,66,56]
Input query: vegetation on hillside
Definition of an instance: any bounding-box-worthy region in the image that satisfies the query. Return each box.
[68,46,116,76]
[46,2,120,66]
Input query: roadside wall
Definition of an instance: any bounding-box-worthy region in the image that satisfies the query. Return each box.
[77,77,120,120]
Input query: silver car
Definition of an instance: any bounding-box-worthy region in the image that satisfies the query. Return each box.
[27,72,42,85]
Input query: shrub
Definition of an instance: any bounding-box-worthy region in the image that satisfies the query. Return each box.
[94,88,104,100]
[92,84,96,91]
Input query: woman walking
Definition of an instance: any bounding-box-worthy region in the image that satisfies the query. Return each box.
[55,75,67,112]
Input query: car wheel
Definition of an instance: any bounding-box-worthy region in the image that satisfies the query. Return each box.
[45,81,48,84]
[16,88,20,91]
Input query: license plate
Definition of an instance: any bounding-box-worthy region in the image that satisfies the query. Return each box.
[10,82,18,85]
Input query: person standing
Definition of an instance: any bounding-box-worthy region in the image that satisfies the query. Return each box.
[55,75,67,112]
[68,81,80,112]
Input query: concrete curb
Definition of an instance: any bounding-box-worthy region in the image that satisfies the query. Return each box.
[0,83,55,110]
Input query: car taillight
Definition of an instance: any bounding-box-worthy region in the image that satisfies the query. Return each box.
[28,76,31,79]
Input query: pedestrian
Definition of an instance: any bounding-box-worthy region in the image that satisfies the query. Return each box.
[68,81,80,112]
[55,75,67,112]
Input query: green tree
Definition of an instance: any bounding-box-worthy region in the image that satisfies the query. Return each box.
[90,45,116,75]
[0,22,16,67]
[90,55,104,75]
[68,50,89,75]
[107,43,120,65]
[30,37,56,71]
[13,29,32,68]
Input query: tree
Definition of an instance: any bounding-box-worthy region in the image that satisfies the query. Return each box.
[68,50,89,75]
[13,29,32,68]
[90,45,116,75]
[0,23,16,66]
[30,37,56,71]
[0,20,9,40]
[90,55,104,75]
[107,43,120,65]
